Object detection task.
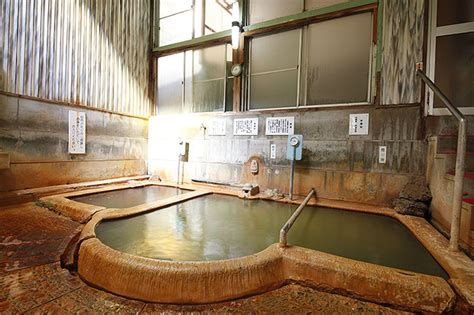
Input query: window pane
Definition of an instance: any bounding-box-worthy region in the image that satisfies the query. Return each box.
[185,80,225,113]
[306,13,372,105]
[159,0,192,18]
[250,70,298,109]
[437,0,474,27]
[305,0,351,11]
[159,11,193,46]
[157,53,184,114]
[184,45,227,113]
[225,44,234,112]
[193,45,226,80]
[251,30,300,74]
[225,78,234,111]
[204,0,233,34]
[434,32,473,108]
[249,0,303,24]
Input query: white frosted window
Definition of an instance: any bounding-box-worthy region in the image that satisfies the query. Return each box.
[306,12,372,104]
[251,30,300,73]
[157,53,184,114]
[204,0,233,35]
[159,0,192,18]
[185,45,227,113]
[157,0,232,47]
[249,30,300,109]
[159,11,193,46]
[249,0,303,24]
[251,70,299,109]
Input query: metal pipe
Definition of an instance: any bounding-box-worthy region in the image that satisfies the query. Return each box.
[450,119,466,251]
[289,158,295,200]
[416,69,465,121]
[416,68,466,251]
[177,155,181,186]
[279,188,316,247]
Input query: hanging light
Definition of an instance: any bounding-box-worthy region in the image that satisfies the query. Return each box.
[231,1,240,49]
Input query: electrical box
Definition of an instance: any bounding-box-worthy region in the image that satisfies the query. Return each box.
[349,113,369,135]
[379,146,387,164]
[286,135,303,161]
[270,144,276,159]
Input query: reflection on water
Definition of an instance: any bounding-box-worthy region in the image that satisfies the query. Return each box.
[96,194,448,279]
[71,186,187,208]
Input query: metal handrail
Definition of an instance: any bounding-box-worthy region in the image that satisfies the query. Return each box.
[279,188,316,247]
[416,65,466,252]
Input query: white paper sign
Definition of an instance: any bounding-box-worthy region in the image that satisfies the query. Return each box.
[233,118,258,135]
[208,119,226,136]
[349,113,369,135]
[265,117,294,135]
[68,110,86,154]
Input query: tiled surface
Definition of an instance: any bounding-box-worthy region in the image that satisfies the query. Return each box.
[143,284,411,314]
[1,266,409,315]
[0,202,410,313]
[0,203,81,273]
[0,263,84,313]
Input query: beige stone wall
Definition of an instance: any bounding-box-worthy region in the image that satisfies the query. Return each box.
[0,94,148,191]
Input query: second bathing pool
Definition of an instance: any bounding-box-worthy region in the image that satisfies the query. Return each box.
[96,194,448,279]
[71,185,188,208]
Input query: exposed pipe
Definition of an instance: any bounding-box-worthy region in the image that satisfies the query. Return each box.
[279,188,316,247]
[416,65,466,251]
[289,157,295,200]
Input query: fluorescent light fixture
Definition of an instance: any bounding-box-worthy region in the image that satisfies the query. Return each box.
[232,1,240,49]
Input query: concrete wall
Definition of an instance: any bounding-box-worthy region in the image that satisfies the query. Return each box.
[149,1,430,206]
[0,94,148,192]
[149,105,425,206]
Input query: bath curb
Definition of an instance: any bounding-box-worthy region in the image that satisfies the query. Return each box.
[57,181,471,311]
[77,238,455,313]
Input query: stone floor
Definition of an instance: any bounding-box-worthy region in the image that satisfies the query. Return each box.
[0,202,411,313]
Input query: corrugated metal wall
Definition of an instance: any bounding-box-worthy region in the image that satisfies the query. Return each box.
[0,0,151,116]
[380,0,424,105]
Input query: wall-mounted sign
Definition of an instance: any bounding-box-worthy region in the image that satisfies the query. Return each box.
[349,113,369,135]
[233,118,258,135]
[68,110,86,154]
[265,117,294,135]
[208,119,226,136]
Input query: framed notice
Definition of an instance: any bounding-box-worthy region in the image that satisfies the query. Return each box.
[265,117,294,135]
[208,119,226,136]
[233,118,258,135]
[68,110,86,154]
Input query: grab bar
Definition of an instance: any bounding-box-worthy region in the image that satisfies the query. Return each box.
[416,63,466,252]
[279,188,316,247]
